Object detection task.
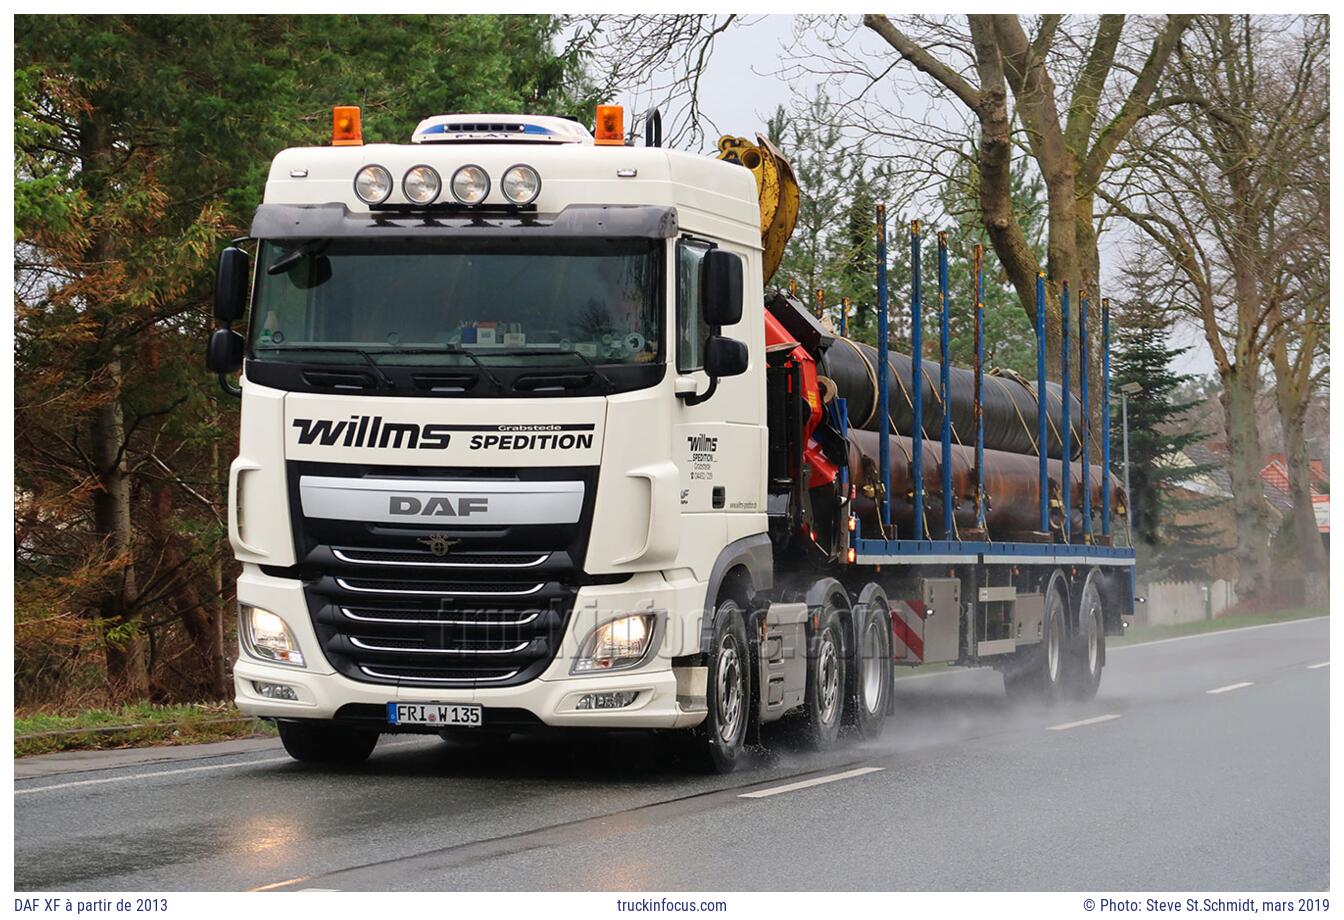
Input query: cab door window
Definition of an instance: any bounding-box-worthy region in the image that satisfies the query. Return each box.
[676,239,713,372]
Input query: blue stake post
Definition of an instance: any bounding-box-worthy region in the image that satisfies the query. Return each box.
[975,245,986,533]
[876,205,891,534]
[1060,281,1072,544]
[1036,273,1048,536]
[1101,297,1112,538]
[910,221,924,542]
[937,232,953,540]
[1080,289,1091,543]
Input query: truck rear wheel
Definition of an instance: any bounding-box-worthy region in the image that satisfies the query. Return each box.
[1065,575,1105,701]
[687,597,751,774]
[1003,575,1067,704]
[277,720,379,764]
[845,584,891,739]
[791,598,847,749]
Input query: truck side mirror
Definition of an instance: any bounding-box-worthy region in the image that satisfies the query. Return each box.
[206,328,245,375]
[704,335,748,378]
[682,335,748,407]
[701,249,743,327]
[215,246,251,323]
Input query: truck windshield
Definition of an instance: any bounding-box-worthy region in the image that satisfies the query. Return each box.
[249,237,663,367]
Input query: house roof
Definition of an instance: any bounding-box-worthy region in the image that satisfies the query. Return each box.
[1260,455,1329,532]
[1166,445,1329,532]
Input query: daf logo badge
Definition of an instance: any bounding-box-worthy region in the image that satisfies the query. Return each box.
[418,534,460,557]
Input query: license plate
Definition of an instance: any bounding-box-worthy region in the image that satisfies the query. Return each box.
[387,702,482,727]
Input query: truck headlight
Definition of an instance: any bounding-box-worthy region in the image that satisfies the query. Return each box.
[572,613,656,674]
[242,605,305,668]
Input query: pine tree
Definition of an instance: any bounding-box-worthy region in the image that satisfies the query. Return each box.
[1110,285,1227,580]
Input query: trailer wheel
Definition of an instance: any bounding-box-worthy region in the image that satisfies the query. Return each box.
[1003,574,1067,704]
[687,597,751,773]
[277,720,379,764]
[790,597,848,749]
[845,584,892,739]
[1065,574,1105,701]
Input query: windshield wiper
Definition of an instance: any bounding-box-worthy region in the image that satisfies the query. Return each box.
[266,241,327,276]
[488,348,617,392]
[254,344,393,389]
[371,345,506,391]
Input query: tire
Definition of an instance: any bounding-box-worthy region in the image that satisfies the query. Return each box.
[1003,575,1067,704]
[1065,574,1105,701]
[686,597,751,774]
[277,720,379,764]
[792,597,847,749]
[845,585,892,740]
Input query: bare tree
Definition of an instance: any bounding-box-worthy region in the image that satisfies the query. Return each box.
[1100,15,1328,602]
[850,14,1192,368]
[568,14,744,148]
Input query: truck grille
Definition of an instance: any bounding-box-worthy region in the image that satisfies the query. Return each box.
[307,576,572,686]
[285,462,600,688]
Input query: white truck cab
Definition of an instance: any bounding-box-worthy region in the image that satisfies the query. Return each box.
[210,107,775,766]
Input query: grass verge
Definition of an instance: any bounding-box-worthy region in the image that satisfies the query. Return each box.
[15,702,275,758]
[1112,606,1326,647]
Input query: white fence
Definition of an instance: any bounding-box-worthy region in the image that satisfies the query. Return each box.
[1134,579,1238,626]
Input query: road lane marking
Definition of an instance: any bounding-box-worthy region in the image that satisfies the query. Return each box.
[15,737,431,795]
[1047,714,1121,731]
[1206,681,1254,695]
[738,766,885,799]
[1308,661,1329,669]
[15,755,297,795]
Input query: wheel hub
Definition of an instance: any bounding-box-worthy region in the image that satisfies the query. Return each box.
[861,619,884,712]
[716,636,744,743]
[818,632,840,723]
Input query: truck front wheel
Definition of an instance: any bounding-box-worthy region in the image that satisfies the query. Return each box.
[687,598,751,774]
[277,720,379,764]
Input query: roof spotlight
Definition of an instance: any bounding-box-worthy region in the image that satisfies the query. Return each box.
[353,164,393,205]
[501,164,541,205]
[450,164,490,205]
[402,165,441,205]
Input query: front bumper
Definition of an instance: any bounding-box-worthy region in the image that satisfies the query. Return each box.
[233,565,708,729]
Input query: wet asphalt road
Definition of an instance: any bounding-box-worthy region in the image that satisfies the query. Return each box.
[13,616,1329,892]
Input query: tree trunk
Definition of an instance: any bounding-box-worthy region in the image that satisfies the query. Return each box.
[1274,381,1327,605]
[81,110,148,697]
[1219,367,1274,602]
[91,354,148,696]
[211,439,229,698]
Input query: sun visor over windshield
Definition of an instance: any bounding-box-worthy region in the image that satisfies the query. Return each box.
[249,203,679,241]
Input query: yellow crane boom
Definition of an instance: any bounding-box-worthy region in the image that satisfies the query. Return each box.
[716,134,799,285]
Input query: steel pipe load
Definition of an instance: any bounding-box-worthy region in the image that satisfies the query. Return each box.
[845,429,1121,540]
[820,337,1082,460]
